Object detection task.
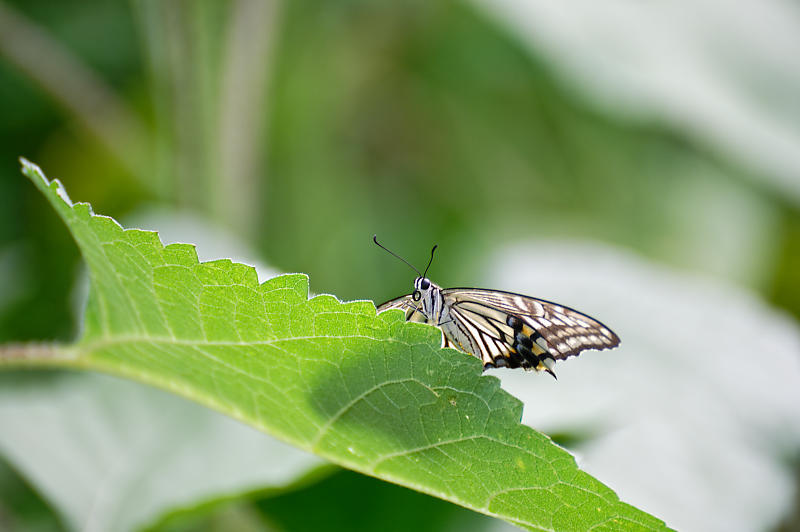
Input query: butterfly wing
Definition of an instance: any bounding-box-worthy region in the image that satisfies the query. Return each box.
[443,288,620,369]
[376,295,428,323]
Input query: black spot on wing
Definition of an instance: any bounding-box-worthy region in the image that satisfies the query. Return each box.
[506,315,523,331]
[515,332,533,349]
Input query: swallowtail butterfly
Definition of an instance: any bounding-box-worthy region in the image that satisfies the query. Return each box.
[374,236,620,378]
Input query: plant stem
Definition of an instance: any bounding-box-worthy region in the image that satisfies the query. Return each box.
[0,343,78,368]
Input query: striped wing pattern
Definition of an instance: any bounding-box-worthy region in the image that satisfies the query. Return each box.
[444,289,619,365]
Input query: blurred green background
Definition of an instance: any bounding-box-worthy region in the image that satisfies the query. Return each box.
[1,1,799,531]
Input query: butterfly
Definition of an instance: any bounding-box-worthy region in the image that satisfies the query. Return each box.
[374,236,620,378]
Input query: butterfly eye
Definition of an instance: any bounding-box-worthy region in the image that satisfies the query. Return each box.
[412,290,421,301]
[420,278,430,290]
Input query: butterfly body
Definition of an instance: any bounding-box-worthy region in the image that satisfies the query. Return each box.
[378,276,620,378]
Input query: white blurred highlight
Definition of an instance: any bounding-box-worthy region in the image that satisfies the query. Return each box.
[473,0,800,205]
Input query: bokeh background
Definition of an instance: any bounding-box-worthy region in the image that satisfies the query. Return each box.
[1,1,799,531]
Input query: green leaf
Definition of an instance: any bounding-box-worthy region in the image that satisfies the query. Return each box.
[2,159,670,531]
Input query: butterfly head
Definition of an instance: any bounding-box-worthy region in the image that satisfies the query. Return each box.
[412,276,435,302]
[373,235,440,313]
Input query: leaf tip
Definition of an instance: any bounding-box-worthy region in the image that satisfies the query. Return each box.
[19,157,73,207]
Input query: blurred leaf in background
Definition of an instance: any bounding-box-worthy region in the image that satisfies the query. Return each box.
[1,0,799,530]
[0,371,325,532]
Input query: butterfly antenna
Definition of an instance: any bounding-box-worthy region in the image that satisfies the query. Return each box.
[422,244,438,279]
[373,235,422,276]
